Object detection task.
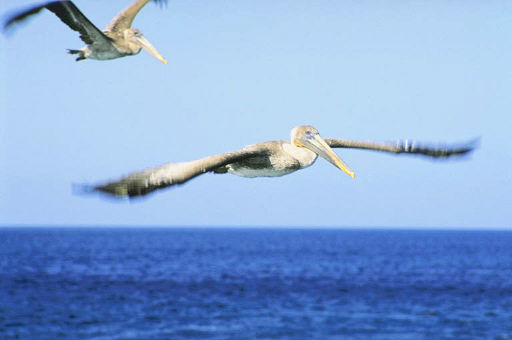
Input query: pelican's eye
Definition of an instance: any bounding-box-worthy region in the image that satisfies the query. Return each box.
[304,130,314,138]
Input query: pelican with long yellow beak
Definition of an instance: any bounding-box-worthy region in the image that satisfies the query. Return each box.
[80,125,476,198]
[3,0,168,64]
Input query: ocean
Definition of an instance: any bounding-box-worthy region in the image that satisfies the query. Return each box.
[0,227,511,339]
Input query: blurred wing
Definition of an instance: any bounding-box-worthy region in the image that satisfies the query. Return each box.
[3,1,111,46]
[45,1,111,45]
[81,148,265,198]
[104,0,166,32]
[3,2,48,31]
[325,138,479,158]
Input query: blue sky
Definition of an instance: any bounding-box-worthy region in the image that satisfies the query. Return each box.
[1,0,511,228]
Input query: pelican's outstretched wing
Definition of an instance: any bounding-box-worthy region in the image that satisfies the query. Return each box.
[3,3,48,31]
[325,138,478,158]
[104,0,166,32]
[3,1,111,46]
[82,147,266,198]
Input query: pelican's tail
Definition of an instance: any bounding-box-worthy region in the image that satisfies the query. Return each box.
[67,49,86,62]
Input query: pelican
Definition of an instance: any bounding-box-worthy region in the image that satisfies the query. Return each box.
[3,0,168,63]
[80,126,477,199]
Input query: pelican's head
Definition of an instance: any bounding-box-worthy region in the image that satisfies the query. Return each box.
[291,125,355,178]
[125,28,168,64]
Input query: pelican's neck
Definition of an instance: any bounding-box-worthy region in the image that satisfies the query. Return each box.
[282,142,318,169]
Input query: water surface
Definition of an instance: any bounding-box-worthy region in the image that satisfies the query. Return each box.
[1,227,511,339]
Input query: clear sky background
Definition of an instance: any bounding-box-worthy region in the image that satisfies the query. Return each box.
[1,0,510,228]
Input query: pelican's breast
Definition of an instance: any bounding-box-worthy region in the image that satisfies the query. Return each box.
[113,40,142,55]
[282,142,318,169]
[109,33,142,56]
[82,31,138,60]
[226,141,317,178]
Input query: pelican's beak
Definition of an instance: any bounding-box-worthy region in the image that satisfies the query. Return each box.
[297,133,355,178]
[135,35,168,64]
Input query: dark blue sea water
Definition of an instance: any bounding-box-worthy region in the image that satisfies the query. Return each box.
[1,228,511,339]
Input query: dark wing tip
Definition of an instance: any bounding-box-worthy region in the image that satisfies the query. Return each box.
[152,0,168,8]
[440,137,480,157]
[467,137,481,150]
[72,182,131,201]
[72,173,163,200]
[410,137,480,159]
[2,3,48,34]
[457,137,480,155]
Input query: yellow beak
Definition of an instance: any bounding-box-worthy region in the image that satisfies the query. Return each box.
[135,35,168,64]
[297,134,355,178]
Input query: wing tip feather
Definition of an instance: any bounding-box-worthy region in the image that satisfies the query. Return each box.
[72,182,132,201]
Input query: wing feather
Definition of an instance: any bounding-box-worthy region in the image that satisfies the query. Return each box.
[85,148,265,198]
[104,0,166,32]
[45,1,111,45]
[3,3,48,31]
[325,138,478,158]
[3,1,111,46]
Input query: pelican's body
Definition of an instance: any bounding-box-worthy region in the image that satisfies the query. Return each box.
[224,141,317,178]
[80,126,476,199]
[3,0,168,63]
[76,27,160,62]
